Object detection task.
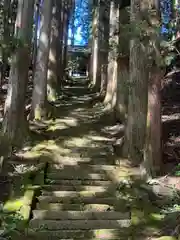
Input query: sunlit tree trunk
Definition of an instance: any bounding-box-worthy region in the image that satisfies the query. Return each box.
[3,0,35,145]
[47,0,62,102]
[123,0,149,164]
[62,0,71,81]
[31,0,53,120]
[104,0,119,110]
[89,0,102,92]
[100,0,110,97]
[142,3,163,177]
[32,0,41,70]
[57,1,65,86]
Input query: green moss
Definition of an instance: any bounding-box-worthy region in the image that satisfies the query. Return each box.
[3,198,24,212]
[131,209,146,225]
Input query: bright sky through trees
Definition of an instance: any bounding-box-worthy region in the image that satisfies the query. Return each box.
[68,0,90,46]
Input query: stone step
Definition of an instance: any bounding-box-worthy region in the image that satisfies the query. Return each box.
[47,157,115,165]
[41,187,116,197]
[44,179,112,186]
[46,172,109,181]
[29,219,131,230]
[49,164,117,173]
[41,190,111,198]
[38,195,119,205]
[42,185,116,192]
[33,210,130,220]
[37,203,113,211]
[27,229,128,239]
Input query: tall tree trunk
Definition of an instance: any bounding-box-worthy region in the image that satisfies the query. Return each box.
[32,0,41,70]
[143,67,163,177]
[47,0,62,102]
[104,0,119,110]
[115,7,130,122]
[1,0,11,86]
[62,1,70,81]
[123,0,149,164]
[57,1,65,87]
[89,0,101,92]
[31,0,53,120]
[100,0,110,97]
[3,0,35,145]
[142,4,163,178]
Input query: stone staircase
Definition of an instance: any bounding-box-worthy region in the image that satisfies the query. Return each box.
[27,157,131,239]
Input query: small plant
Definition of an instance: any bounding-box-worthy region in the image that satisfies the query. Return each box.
[0,206,23,239]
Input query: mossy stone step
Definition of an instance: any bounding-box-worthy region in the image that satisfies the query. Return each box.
[41,187,116,197]
[26,229,128,239]
[45,179,112,186]
[42,184,116,192]
[37,202,128,212]
[29,219,131,230]
[49,164,117,172]
[46,172,109,180]
[33,210,130,220]
[38,196,121,205]
[47,156,115,165]
[41,184,114,192]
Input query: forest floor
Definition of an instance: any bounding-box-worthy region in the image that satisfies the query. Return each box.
[0,78,180,239]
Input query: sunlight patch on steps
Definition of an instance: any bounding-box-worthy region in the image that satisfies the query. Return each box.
[47,117,79,131]
[63,136,92,148]
[17,140,72,160]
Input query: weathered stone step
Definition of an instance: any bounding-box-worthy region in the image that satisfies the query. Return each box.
[37,203,114,211]
[33,210,130,220]
[39,189,116,203]
[47,157,115,165]
[42,185,115,192]
[38,195,119,205]
[29,219,131,230]
[27,229,127,239]
[37,202,128,212]
[41,187,115,197]
[46,172,109,181]
[45,179,112,186]
[49,164,117,172]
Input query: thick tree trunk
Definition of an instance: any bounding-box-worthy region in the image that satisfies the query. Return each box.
[115,7,130,122]
[89,0,101,92]
[123,0,149,164]
[57,1,65,86]
[115,56,129,121]
[142,4,163,178]
[100,0,110,97]
[1,0,11,86]
[31,0,53,120]
[104,0,119,110]
[47,0,62,102]
[143,67,162,177]
[62,2,70,81]
[32,0,41,69]
[3,0,35,145]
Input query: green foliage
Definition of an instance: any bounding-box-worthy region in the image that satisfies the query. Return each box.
[0,206,22,239]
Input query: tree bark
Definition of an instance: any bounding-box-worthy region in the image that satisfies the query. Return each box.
[104,0,119,110]
[115,7,130,122]
[3,0,35,145]
[89,0,102,92]
[123,0,149,164]
[143,67,163,177]
[47,0,62,101]
[31,0,53,120]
